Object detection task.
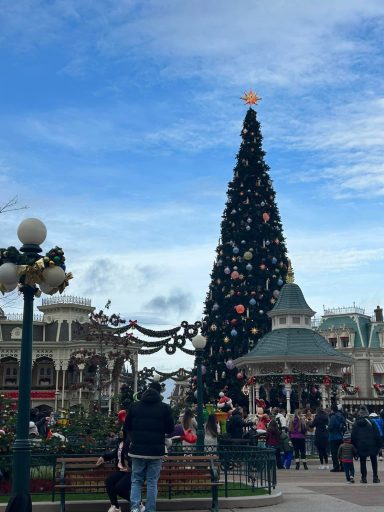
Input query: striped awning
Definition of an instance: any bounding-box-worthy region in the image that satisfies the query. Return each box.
[373,363,384,374]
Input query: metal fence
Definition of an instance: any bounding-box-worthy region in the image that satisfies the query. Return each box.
[0,444,276,499]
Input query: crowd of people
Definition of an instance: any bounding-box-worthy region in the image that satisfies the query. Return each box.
[219,400,384,485]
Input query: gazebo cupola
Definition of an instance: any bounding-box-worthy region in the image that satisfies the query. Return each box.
[268,266,315,331]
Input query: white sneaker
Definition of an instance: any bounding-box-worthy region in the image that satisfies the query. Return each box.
[140,505,146,512]
[379,457,383,461]
[107,506,120,512]
[323,465,329,470]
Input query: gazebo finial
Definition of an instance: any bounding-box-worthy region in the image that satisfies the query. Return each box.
[287,259,295,284]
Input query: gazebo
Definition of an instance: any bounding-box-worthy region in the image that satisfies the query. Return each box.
[234,267,353,414]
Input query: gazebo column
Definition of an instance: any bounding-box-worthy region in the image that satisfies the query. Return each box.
[285,384,292,415]
[248,384,253,414]
[320,383,327,409]
[255,382,260,401]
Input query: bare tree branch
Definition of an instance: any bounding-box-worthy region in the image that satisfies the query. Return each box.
[0,196,28,214]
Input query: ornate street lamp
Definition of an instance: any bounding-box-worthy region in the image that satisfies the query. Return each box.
[191,334,207,451]
[0,218,71,512]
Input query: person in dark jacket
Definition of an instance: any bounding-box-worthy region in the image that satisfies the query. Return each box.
[351,405,381,484]
[95,429,144,512]
[328,403,346,472]
[125,381,174,512]
[226,407,253,440]
[309,408,329,469]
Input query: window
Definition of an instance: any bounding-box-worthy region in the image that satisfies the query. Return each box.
[292,316,300,324]
[343,373,352,385]
[279,317,287,325]
[38,365,53,386]
[340,336,349,348]
[329,337,337,348]
[305,317,310,325]
[374,374,383,385]
[4,366,18,386]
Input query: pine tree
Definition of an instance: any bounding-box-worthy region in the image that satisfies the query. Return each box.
[201,102,289,407]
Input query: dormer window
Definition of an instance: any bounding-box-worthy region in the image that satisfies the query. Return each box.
[292,316,300,324]
[340,336,349,348]
[329,337,337,348]
[279,317,287,325]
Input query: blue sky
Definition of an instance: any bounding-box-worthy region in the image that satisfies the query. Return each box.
[1,1,384,370]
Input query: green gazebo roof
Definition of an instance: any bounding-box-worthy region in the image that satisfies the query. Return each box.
[268,283,315,317]
[235,328,353,365]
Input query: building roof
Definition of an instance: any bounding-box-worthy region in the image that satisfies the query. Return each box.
[268,283,315,317]
[235,328,353,365]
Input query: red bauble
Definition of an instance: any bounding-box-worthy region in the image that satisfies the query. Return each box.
[236,372,244,380]
[235,304,245,314]
[230,319,238,326]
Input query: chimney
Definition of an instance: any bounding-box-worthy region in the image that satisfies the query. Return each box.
[374,306,383,323]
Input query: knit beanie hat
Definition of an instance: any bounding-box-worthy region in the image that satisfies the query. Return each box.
[358,405,369,417]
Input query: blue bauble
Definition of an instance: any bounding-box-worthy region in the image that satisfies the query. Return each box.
[231,329,238,337]
[271,257,277,264]
[246,263,253,271]
[249,298,256,306]
[233,247,240,254]
[277,278,283,286]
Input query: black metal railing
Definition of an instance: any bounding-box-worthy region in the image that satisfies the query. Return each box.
[0,444,276,499]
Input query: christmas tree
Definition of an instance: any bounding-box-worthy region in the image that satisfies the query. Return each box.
[201,92,289,407]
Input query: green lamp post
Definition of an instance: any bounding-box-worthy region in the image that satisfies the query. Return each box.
[0,218,70,512]
[192,334,207,452]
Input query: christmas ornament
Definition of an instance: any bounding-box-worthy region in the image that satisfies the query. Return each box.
[231,329,238,337]
[251,327,259,335]
[262,212,270,222]
[212,303,219,311]
[249,298,256,306]
[230,319,238,325]
[224,267,231,274]
[277,278,283,286]
[225,359,235,370]
[233,247,239,254]
[224,336,230,343]
[236,371,244,380]
[243,251,253,261]
[235,304,245,314]
[246,263,253,271]
[231,271,239,280]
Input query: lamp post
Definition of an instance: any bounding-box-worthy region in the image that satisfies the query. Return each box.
[0,218,70,512]
[191,334,207,452]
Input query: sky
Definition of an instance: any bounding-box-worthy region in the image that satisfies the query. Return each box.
[1,1,384,372]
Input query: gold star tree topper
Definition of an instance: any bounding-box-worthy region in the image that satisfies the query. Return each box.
[241,90,262,105]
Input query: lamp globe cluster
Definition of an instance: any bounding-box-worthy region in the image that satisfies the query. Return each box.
[0,218,67,294]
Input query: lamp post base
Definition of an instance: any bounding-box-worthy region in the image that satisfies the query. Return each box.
[5,492,32,512]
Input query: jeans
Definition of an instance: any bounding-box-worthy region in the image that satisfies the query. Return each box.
[130,457,162,512]
[360,455,378,480]
[281,451,293,469]
[343,461,354,481]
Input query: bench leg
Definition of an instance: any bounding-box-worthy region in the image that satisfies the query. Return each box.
[60,489,65,512]
[211,485,219,512]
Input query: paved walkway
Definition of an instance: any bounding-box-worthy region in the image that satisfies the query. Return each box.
[231,459,384,512]
[159,459,384,512]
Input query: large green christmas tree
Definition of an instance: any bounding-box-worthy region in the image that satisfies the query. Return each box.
[201,93,289,407]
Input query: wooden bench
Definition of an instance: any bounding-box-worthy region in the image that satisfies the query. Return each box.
[54,456,115,512]
[54,454,221,512]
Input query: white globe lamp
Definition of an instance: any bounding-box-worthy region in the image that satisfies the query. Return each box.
[0,262,18,285]
[42,266,65,287]
[17,218,47,245]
